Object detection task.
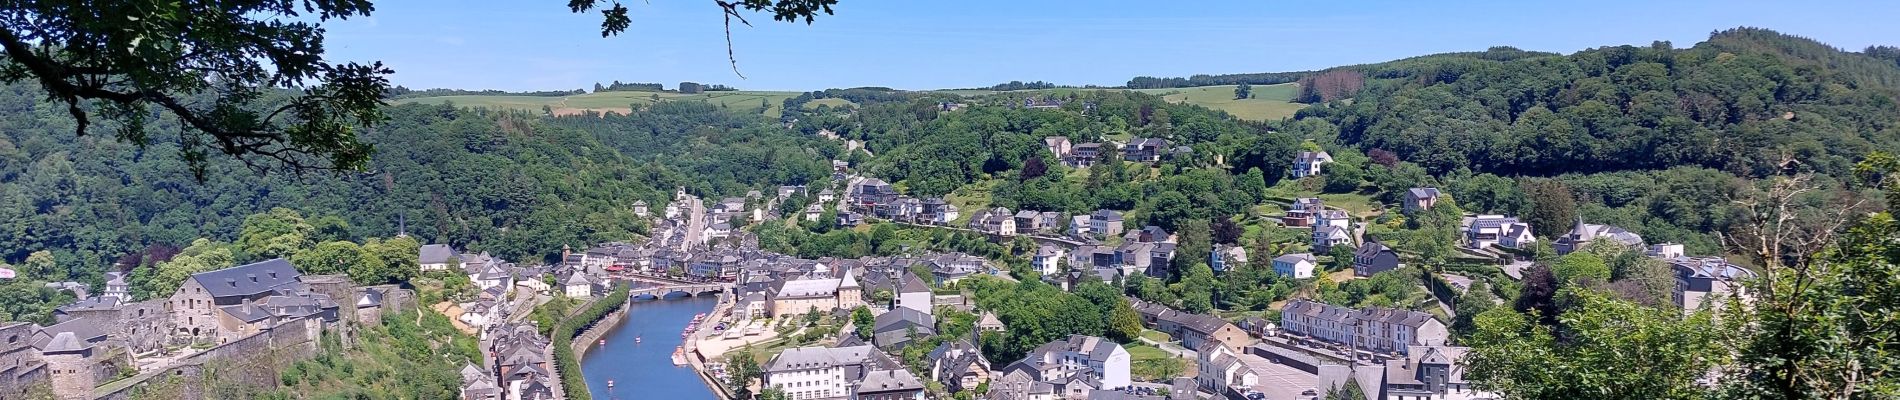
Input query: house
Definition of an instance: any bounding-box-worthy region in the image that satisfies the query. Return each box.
[1312,226,1353,253]
[1033,246,1068,276]
[818,188,837,204]
[872,306,936,350]
[1352,242,1403,277]
[1009,335,1132,392]
[895,272,934,314]
[1290,151,1334,178]
[1125,225,1171,243]
[1554,217,1645,255]
[632,200,650,217]
[1208,245,1247,274]
[1123,138,1170,163]
[1065,143,1104,168]
[767,269,863,317]
[1647,243,1687,258]
[1130,299,1254,354]
[1404,188,1441,213]
[1316,210,1350,230]
[1381,345,1493,399]
[1045,136,1073,158]
[1014,210,1044,234]
[855,369,926,400]
[561,272,597,298]
[837,211,864,227]
[804,203,825,222]
[853,178,898,209]
[1284,198,1323,227]
[1088,210,1125,238]
[926,340,992,393]
[977,311,1005,333]
[1036,212,1063,234]
[1462,215,1535,250]
[968,207,1018,236]
[1068,215,1093,237]
[1271,253,1317,279]
[1280,299,1449,355]
[419,244,457,272]
[167,258,337,343]
[1668,256,1756,316]
[762,345,894,400]
[938,204,960,225]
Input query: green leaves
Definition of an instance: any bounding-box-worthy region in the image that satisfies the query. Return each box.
[1467,291,1727,400]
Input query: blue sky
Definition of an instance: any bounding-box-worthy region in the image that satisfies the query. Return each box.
[319,0,1900,92]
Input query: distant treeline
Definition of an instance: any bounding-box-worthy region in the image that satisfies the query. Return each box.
[780,87,919,119]
[987,81,1061,91]
[595,81,666,92]
[1123,46,1562,89]
[386,86,584,99]
[594,81,737,94]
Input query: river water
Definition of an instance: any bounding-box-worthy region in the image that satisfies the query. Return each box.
[580,295,720,400]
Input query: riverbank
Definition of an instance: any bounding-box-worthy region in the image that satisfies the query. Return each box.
[686,295,738,400]
[573,301,629,362]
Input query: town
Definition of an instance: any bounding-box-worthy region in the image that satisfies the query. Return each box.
[0,6,1892,400]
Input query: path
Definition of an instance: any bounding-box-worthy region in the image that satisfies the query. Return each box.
[1137,337,1196,359]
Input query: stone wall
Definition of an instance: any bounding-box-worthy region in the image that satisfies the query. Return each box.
[0,322,49,399]
[571,302,628,362]
[91,316,323,400]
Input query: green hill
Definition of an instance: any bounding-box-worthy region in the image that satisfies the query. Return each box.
[392,90,856,118]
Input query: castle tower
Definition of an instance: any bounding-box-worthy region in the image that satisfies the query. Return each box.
[836,268,862,310]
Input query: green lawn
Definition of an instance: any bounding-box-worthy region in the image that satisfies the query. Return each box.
[392,90,835,119]
[1139,329,1173,343]
[1262,182,1385,217]
[1138,84,1306,121]
[1127,344,1193,381]
[944,179,998,226]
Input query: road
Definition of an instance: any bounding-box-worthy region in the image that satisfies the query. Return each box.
[681,196,707,251]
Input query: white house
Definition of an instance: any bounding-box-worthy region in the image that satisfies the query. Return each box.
[1033,245,1068,276]
[1462,215,1535,250]
[562,272,596,298]
[1312,226,1354,253]
[1290,151,1334,178]
[762,345,884,400]
[1271,253,1317,279]
[419,244,456,272]
[1281,299,1449,355]
[1018,335,1131,391]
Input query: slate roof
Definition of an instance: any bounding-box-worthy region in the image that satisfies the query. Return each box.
[1407,187,1440,200]
[764,345,881,372]
[357,288,384,308]
[1274,253,1316,265]
[858,369,926,393]
[188,258,303,298]
[420,244,456,265]
[874,306,937,335]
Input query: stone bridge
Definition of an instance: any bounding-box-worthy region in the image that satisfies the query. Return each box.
[627,283,729,299]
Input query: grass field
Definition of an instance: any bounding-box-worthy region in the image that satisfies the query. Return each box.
[1138,84,1305,121]
[946,84,1306,121]
[393,90,856,119]
[1139,329,1173,343]
[1127,344,1194,380]
[945,179,998,226]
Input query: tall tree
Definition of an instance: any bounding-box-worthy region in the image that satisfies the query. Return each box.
[1521,179,1578,240]
[237,207,315,262]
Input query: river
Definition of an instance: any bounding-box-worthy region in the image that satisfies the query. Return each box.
[580,295,720,400]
